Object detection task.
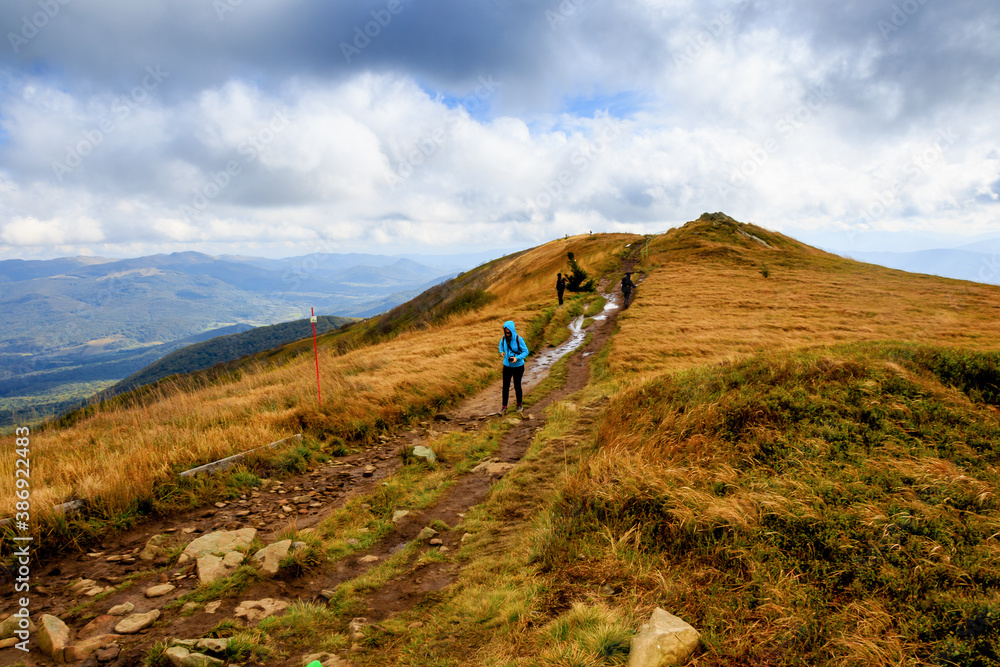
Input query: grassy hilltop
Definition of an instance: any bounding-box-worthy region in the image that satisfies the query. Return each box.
[5,214,1000,666]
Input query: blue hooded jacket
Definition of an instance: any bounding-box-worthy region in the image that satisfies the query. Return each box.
[499,320,529,368]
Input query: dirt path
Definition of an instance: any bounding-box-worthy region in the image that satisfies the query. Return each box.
[1,257,639,666]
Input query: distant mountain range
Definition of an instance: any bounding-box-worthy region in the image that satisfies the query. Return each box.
[0,249,500,426]
[840,248,1000,285]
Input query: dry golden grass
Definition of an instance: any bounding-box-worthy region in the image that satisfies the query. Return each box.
[610,220,1000,382]
[0,234,629,529]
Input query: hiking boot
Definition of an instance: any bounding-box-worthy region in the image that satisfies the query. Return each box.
[500,405,508,415]
[516,404,523,413]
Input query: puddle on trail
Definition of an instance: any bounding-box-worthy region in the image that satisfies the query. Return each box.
[523,293,618,388]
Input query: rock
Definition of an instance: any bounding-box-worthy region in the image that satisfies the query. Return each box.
[472,459,515,476]
[234,598,288,623]
[626,608,700,667]
[182,528,257,559]
[292,495,312,504]
[37,614,70,662]
[391,510,410,523]
[64,634,122,662]
[348,617,367,642]
[433,413,450,422]
[205,601,222,614]
[107,602,134,616]
[95,643,121,662]
[253,539,307,575]
[181,602,200,614]
[0,614,36,639]
[197,551,244,585]
[139,534,173,561]
[0,638,19,649]
[196,637,231,653]
[78,615,116,640]
[429,538,443,546]
[145,583,176,598]
[460,533,474,543]
[281,505,294,513]
[69,578,97,593]
[165,645,223,666]
[407,621,424,629]
[416,527,438,541]
[114,609,161,634]
[84,585,108,597]
[359,555,379,564]
[411,446,437,463]
[362,466,376,477]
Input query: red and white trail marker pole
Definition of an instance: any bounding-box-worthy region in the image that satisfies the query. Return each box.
[311,307,322,405]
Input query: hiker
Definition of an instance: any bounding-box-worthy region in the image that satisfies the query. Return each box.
[621,272,637,308]
[556,272,567,306]
[498,320,529,414]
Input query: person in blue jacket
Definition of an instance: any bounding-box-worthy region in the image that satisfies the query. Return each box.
[499,320,529,414]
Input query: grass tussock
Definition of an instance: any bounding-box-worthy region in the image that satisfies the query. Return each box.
[542,344,1000,665]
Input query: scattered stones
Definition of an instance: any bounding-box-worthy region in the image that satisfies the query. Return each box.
[78,615,116,640]
[234,598,288,623]
[107,602,134,616]
[65,634,122,662]
[68,578,97,593]
[348,617,368,651]
[391,510,410,523]
[626,608,700,667]
[38,614,70,662]
[139,534,174,561]
[253,540,307,575]
[114,609,161,634]
[146,583,177,598]
[416,526,438,541]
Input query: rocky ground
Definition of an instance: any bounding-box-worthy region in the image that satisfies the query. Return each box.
[0,265,642,667]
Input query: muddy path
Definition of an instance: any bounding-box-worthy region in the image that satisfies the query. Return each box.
[1,261,638,667]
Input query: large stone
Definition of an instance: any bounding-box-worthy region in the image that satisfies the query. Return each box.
[196,637,231,654]
[411,446,437,463]
[114,609,161,634]
[197,551,245,585]
[0,614,36,640]
[234,598,288,623]
[37,614,70,662]
[415,527,438,541]
[182,528,256,559]
[107,602,134,616]
[145,583,177,598]
[626,608,700,667]
[64,633,122,662]
[78,615,116,640]
[252,540,307,575]
[165,645,224,666]
[139,533,173,561]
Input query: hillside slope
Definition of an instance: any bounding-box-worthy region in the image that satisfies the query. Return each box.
[4,215,1000,666]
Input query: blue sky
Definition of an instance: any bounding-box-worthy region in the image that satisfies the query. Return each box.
[0,0,997,260]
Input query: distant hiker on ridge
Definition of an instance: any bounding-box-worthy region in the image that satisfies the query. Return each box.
[556,272,567,306]
[499,320,529,415]
[622,272,637,308]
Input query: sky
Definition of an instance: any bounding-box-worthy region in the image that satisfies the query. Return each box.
[0,0,997,261]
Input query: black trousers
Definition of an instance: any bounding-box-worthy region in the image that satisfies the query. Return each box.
[502,364,524,406]
[557,289,564,305]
